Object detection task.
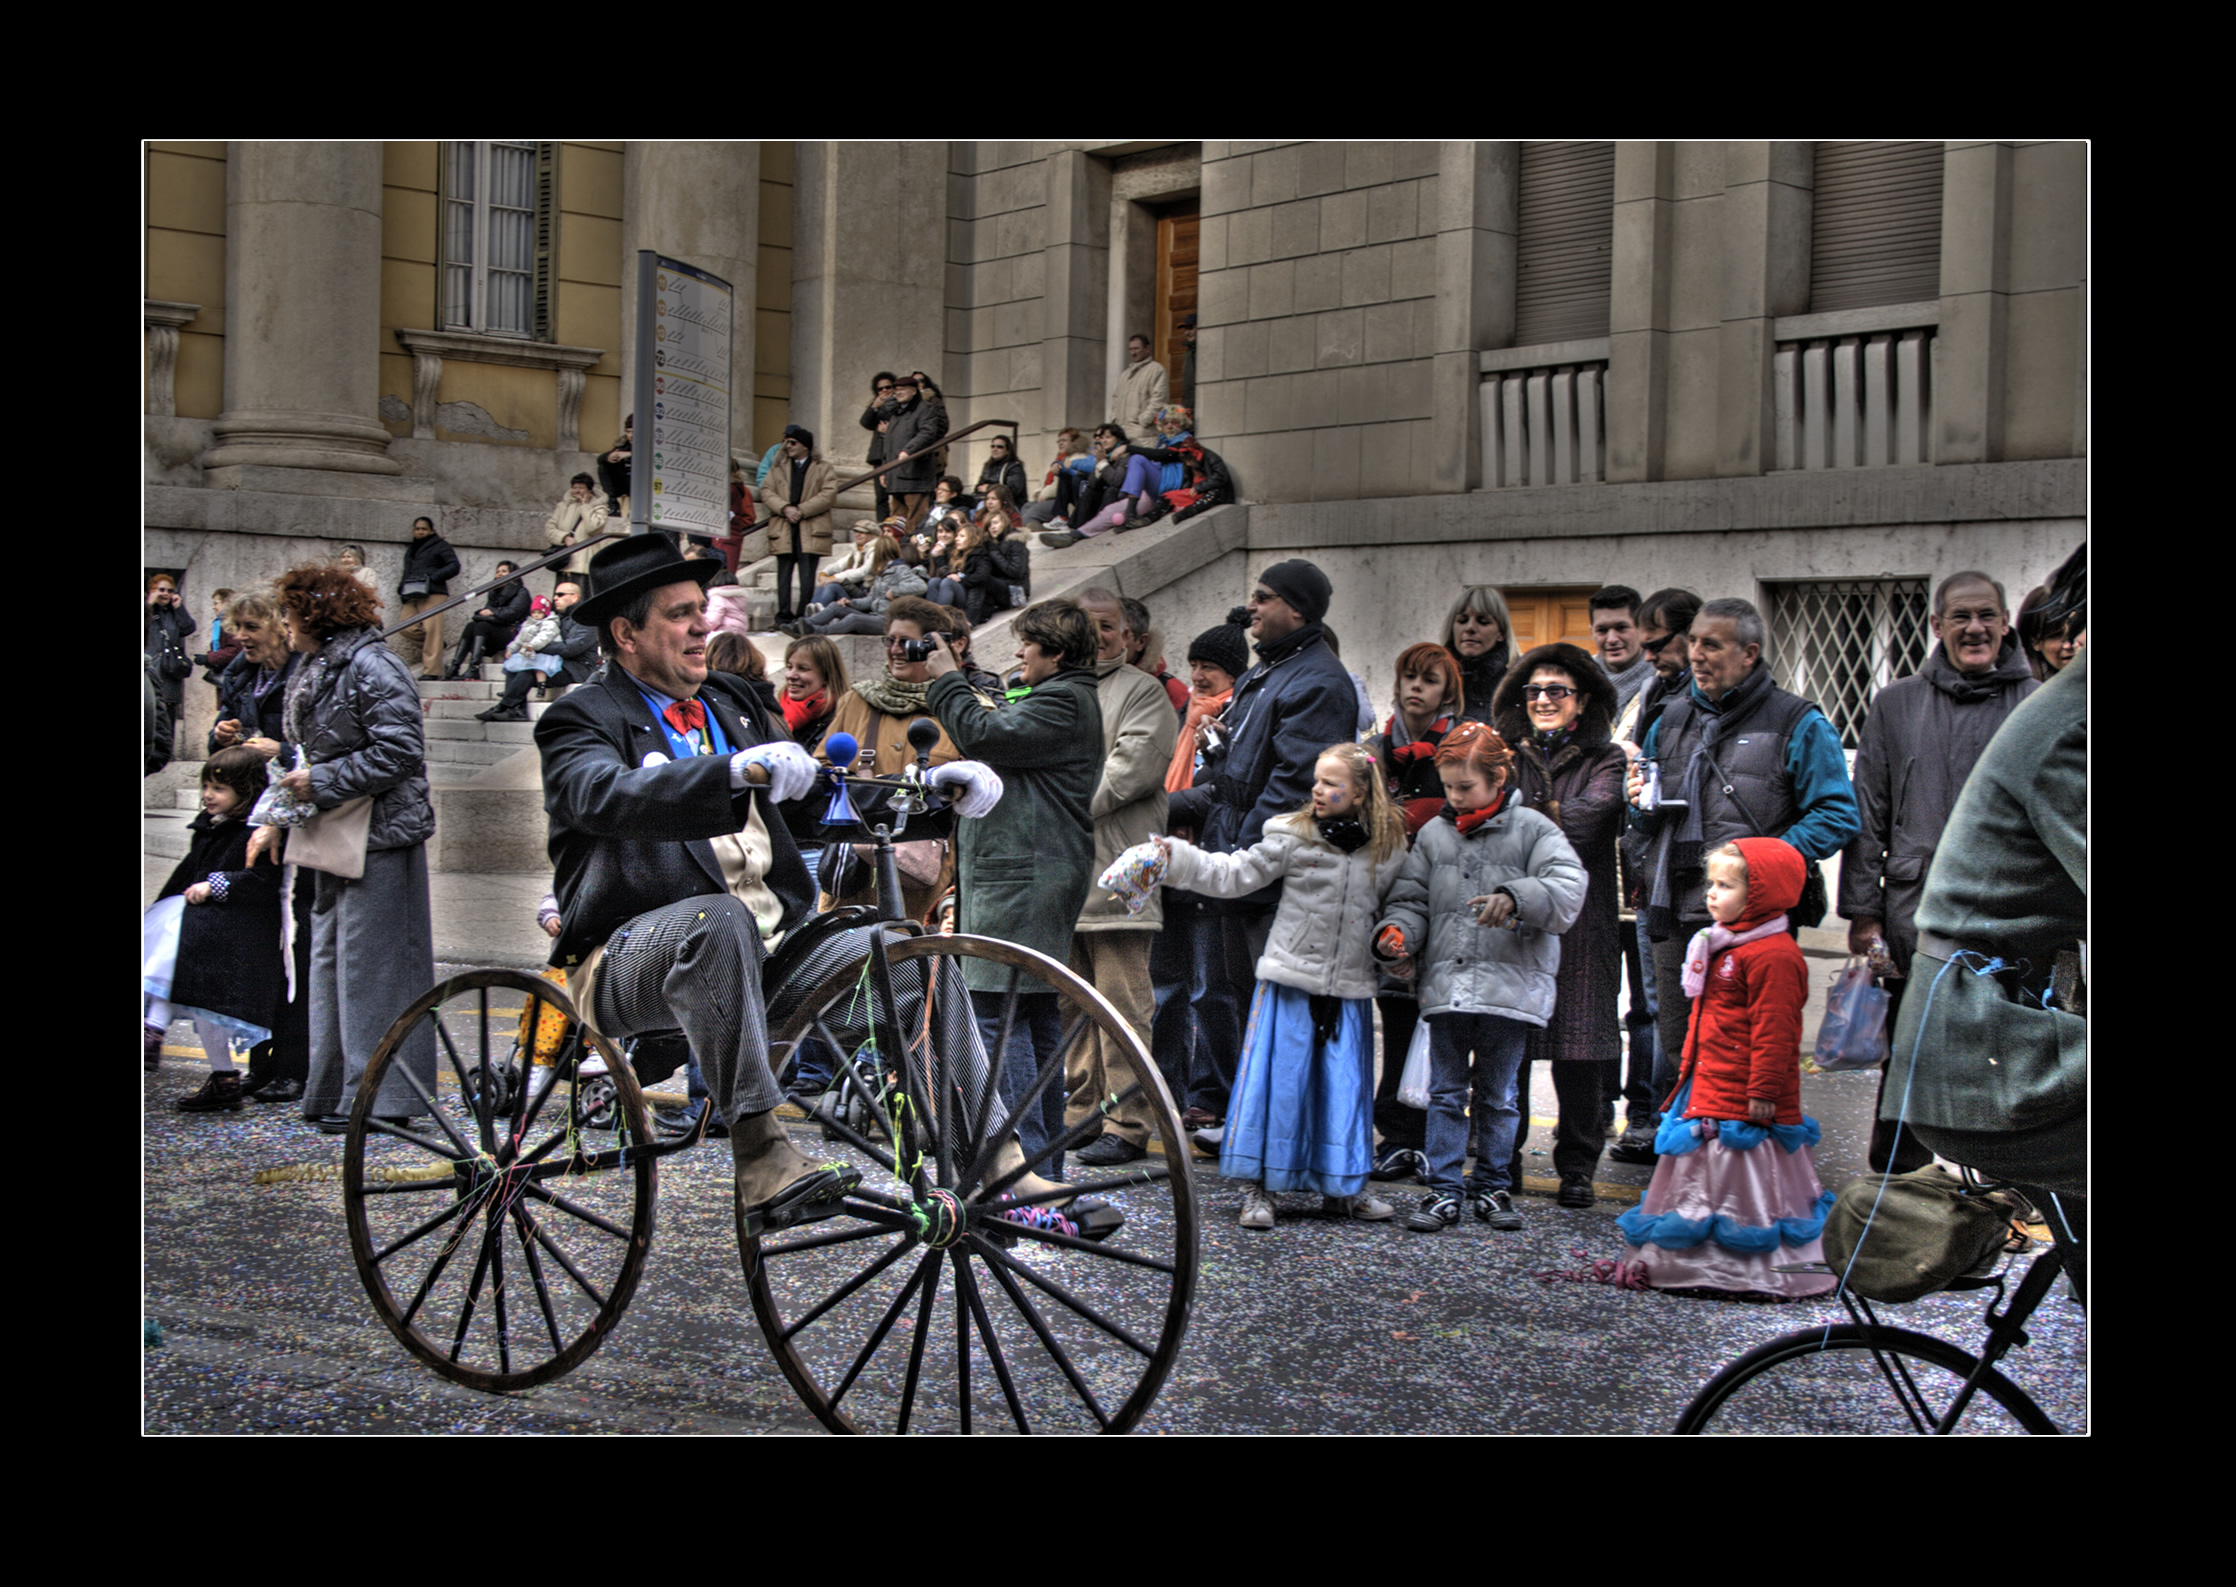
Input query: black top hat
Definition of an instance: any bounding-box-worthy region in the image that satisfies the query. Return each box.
[573,532,721,628]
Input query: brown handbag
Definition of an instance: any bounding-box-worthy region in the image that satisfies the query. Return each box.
[286,796,374,880]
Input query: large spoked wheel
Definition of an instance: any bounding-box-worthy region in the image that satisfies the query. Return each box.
[1674,1323,2058,1434]
[742,934,1198,1433]
[343,969,657,1393]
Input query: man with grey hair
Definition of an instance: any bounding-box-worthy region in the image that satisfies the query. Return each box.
[1626,596,1859,1160]
[1839,569,2036,1173]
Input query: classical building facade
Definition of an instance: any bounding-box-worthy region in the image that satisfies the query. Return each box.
[147,140,2085,752]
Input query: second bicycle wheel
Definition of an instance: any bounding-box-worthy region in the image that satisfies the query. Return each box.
[1675,1322,2058,1434]
[742,933,1198,1433]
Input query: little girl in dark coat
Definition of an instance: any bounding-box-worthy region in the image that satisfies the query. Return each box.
[143,748,287,1112]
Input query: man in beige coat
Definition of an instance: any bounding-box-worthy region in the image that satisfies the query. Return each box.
[757,425,839,626]
[1109,334,1170,438]
[1068,588,1179,1166]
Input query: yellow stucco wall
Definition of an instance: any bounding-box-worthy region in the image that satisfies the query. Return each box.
[565,142,626,449]
[146,142,227,419]
[379,141,438,438]
[755,141,793,454]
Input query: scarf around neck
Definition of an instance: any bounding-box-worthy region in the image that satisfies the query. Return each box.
[781,689,829,735]
[1682,913,1791,999]
[852,670,929,717]
[1450,786,1516,834]
[1316,812,1369,853]
[1646,662,1777,939]
[1168,688,1231,793]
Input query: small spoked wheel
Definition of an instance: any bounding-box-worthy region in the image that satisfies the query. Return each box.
[1674,1323,2057,1434]
[742,934,1199,1433]
[343,969,656,1393]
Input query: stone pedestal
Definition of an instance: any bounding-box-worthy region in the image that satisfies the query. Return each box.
[202,142,401,477]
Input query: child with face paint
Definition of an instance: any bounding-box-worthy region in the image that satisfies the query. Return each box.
[1102,743,1408,1231]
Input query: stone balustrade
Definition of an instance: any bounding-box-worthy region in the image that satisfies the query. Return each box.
[144,300,201,417]
[392,328,607,450]
[1478,338,1608,488]
[1771,301,1938,471]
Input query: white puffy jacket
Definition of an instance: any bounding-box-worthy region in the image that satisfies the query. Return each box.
[1162,813,1405,999]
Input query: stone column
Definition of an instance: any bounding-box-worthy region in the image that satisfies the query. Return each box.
[1937,141,2013,464]
[1429,142,1517,492]
[202,142,401,476]
[1605,142,1674,484]
[790,142,949,480]
[1715,142,1813,477]
[1040,149,1110,440]
[619,141,759,467]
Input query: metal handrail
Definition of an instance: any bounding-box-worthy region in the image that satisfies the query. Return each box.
[377,530,622,642]
[825,417,1019,500]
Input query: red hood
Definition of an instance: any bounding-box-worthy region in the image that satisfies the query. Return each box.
[1731,836,1806,923]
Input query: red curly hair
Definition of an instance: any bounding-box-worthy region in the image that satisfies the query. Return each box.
[277,562,384,640]
[1431,719,1514,778]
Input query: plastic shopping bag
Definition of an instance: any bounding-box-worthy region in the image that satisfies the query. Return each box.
[1396,1017,1434,1109]
[1813,957,1892,1072]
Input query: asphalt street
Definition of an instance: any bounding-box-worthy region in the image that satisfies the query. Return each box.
[142,987,2086,1435]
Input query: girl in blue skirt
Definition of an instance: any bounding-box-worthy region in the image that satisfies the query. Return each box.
[1113,743,1408,1230]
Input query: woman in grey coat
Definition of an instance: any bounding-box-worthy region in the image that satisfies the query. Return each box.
[249,563,439,1132]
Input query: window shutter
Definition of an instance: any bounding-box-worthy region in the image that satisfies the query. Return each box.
[533,141,559,343]
[1809,142,1945,313]
[1514,142,1615,347]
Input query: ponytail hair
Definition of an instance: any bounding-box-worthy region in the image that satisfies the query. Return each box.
[1432,719,1514,780]
[1299,741,1408,865]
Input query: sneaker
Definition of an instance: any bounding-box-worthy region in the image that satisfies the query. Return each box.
[1324,1191,1395,1222]
[1557,1177,1597,1208]
[1471,1189,1523,1230]
[1369,1145,1426,1183]
[1038,530,1082,549]
[1238,1186,1276,1230]
[1403,1193,1461,1233]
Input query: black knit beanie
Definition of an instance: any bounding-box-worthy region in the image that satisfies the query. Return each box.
[1257,559,1332,625]
[1188,619,1249,679]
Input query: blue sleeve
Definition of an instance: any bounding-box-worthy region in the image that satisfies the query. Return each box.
[1777,711,1861,863]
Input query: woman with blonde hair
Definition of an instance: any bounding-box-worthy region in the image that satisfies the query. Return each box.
[1441,584,1514,726]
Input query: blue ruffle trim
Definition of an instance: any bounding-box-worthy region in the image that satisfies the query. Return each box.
[1652,1079,1821,1156]
[1618,1189,1837,1254]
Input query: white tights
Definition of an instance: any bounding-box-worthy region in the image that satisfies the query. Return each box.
[145,997,237,1073]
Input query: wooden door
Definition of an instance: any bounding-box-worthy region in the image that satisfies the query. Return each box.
[1155,201,1199,409]
[1504,586,1599,653]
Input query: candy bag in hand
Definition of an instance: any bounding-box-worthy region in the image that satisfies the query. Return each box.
[1097,841,1169,917]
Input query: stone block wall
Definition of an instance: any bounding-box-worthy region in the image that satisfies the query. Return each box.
[943,143,1051,492]
[1192,141,1444,502]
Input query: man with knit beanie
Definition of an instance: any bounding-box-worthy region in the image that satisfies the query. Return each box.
[1163,561,1357,1133]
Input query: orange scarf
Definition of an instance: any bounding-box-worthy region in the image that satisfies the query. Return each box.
[1167,688,1232,794]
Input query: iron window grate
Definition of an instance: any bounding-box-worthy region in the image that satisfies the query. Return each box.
[1766,579,1929,750]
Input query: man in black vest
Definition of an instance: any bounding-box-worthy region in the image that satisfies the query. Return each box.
[534,535,856,1231]
[1626,597,1860,1158]
[1840,570,2037,1173]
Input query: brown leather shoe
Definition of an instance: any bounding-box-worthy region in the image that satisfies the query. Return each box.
[176,1072,244,1113]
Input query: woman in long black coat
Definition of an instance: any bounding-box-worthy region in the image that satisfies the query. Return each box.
[1492,642,1629,1204]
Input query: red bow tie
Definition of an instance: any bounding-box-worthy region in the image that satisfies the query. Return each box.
[662,698,706,737]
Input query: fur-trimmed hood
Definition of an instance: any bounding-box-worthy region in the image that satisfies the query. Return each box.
[1491,641,1618,747]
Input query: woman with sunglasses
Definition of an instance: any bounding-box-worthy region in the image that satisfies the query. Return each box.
[1490,642,1630,1207]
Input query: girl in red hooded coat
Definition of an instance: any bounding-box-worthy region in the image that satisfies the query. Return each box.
[1618,837,1836,1296]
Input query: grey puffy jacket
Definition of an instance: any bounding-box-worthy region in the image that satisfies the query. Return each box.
[1163,813,1406,998]
[291,626,435,851]
[1375,802,1586,1025]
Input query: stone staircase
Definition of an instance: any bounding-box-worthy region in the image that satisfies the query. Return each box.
[418,672,554,785]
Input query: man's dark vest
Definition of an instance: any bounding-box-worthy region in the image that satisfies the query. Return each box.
[1656,676,1819,925]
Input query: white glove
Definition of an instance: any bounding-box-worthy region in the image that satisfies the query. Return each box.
[927,759,1004,819]
[732,741,818,803]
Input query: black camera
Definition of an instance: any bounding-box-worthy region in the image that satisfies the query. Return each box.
[898,637,937,662]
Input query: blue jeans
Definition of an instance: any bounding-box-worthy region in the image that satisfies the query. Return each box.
[973,989,1066,1182]
[1148,912,1201,1109]
[1188,909,1269,1118]
[1422,1011,1529,1198]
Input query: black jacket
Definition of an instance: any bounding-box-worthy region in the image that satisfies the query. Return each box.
[958,536,1030,626]
[860,400,892,466]
[975,456,1028,509]
[210,651,299,756]
[147,604,197,705]
[158,813,285,1029]
[535,666,817,969]
[883,397,947,494]
[479,577,530,632]
[550,612,600,684]
[399,533,463,597]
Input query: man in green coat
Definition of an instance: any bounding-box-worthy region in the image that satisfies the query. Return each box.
[924,600,1104,1179]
